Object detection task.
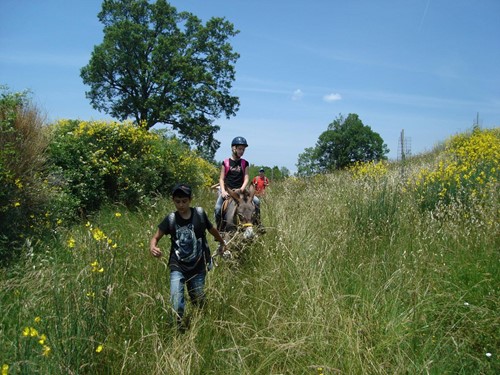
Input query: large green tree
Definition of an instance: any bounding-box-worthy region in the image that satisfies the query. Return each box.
[297,113,389,175]
[80,0,240,155]
[296,147,321,177]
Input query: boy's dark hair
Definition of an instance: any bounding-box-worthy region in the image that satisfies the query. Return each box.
[172,183,192,198]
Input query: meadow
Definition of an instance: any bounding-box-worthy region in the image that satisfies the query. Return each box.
[1,127,499,374]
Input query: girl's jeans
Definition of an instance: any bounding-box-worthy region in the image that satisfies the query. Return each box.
[214,193,224,225]
[169,270,206,324]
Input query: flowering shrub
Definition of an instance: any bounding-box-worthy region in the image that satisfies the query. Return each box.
[348,160,389,180]
[413,127,499,211]
[1,89,218,263]
[152,132,218,189]
[48,120,218,212]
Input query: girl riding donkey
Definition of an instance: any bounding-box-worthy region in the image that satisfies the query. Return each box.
[214,136,261,235]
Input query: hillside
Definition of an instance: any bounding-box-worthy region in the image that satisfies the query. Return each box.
[1,128,499,374]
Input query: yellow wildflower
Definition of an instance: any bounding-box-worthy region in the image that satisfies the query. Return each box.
[115,212,122,217]
[22,326,39,337]
[13,202,21,207]
[96,344,104,353]
[34,316,41,324]
[2,364,8,375]
[90,260,104,273]
[38,334,47,345]
[42,345,51,357]
[67,237,76,248]
[92,227,106,241]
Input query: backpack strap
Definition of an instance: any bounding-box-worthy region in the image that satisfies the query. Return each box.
[169,208,206,235]
[167,212,176,234]
[192,206,206,230]
[192,207,211,266]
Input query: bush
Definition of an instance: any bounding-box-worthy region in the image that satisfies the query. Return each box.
[151,129,219,189]
[0,88,77,264]
[412,127,500,211]
[47,120,218,213]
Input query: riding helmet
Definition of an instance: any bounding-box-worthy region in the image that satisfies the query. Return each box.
[231,136,248,147]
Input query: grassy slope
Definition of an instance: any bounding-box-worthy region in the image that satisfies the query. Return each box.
[1,149,499,374]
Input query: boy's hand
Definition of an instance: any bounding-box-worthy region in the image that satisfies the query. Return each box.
[150,245,162,258]
[217,241,226,255]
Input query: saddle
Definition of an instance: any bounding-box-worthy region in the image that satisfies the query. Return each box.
[221,197,232,214]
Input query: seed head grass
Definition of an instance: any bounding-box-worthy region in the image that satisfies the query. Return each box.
[1,128,498,374]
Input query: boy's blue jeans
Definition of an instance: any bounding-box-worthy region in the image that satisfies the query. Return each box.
[169,270,206,324]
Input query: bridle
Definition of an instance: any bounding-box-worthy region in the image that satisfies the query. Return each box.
[239,222,254,230]
[235,203,256,231]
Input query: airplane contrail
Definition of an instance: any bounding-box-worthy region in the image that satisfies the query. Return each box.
[418,0,431,31]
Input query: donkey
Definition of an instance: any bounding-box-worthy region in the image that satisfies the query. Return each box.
[220,185,257,241]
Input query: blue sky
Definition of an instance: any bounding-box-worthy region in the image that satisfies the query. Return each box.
[1,0,499,173]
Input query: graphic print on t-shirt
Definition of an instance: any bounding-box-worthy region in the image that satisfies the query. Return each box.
[174,223,202,263]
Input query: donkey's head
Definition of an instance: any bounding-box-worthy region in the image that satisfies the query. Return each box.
[227,185,256,239]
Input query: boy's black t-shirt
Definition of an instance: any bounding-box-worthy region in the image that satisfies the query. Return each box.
[158,207,213,274]
[224,158,248,189]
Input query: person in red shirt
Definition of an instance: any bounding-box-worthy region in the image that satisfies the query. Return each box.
[252,168,269,197]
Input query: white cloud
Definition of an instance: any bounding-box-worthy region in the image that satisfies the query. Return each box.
[323,93,342,102]
[292,89,304,101]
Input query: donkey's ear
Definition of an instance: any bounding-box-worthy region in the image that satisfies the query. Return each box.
[248,184,255,199]
[227,188,241,202]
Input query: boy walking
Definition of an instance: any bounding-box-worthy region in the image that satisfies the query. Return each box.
[150,183,226,331]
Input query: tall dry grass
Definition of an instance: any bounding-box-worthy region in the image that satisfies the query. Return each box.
[0,92,48,178]
[1,129,498,374]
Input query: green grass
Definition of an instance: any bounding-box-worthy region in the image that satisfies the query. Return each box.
[1,151,499,374]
